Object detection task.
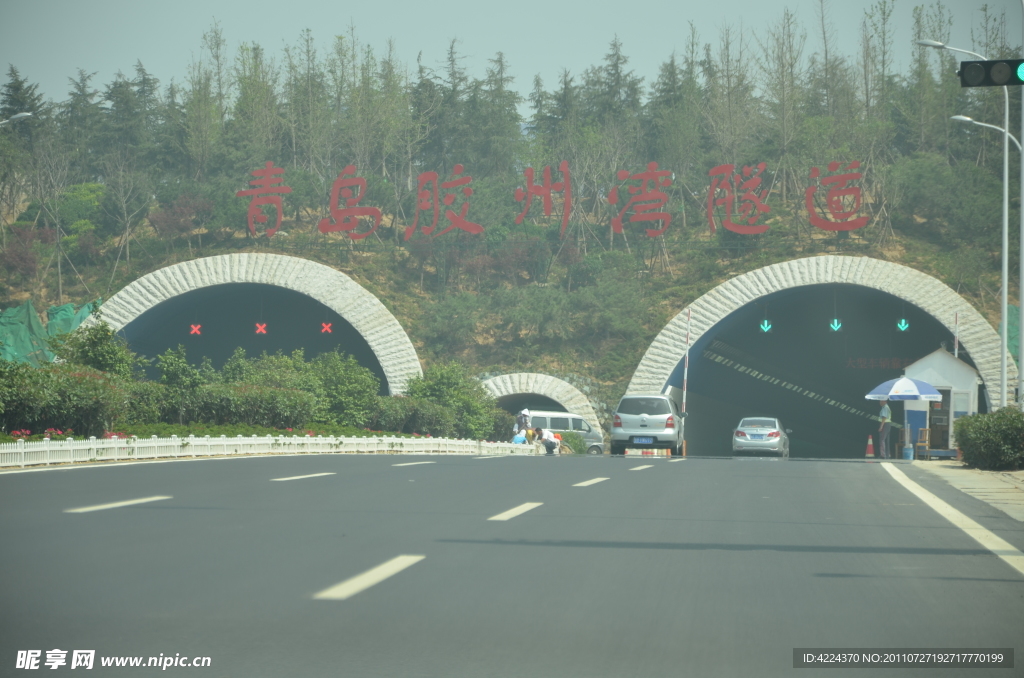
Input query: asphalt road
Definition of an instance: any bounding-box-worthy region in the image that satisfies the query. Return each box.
[1,454,1022,677]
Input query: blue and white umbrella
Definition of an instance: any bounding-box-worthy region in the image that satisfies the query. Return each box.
[865,377,942,401]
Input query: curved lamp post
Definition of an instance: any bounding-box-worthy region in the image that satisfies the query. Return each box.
[952,115,1024,409]
[919,39,1011,408]
[0,112,32,126]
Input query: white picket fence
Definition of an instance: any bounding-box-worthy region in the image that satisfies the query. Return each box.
[0,434,534,468]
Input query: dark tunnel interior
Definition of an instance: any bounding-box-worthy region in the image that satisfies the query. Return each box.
[120,283,389,394]
[496,394,567,414]
[667,284,980,458]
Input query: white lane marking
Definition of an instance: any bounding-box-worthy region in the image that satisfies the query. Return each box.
[629,465,654,471]
[574,477,610,487]
[474,455,507,459]
[313,555,425,600]
[65,496,172,513]
[392,461,436,467]
[488,502,543,521]
[271,472,336,482]
[882,463,1024,579]
[668,459,686,462]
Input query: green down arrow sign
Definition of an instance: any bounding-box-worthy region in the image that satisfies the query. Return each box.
[830,319,842,332]
[897,319,909,331]
[760,319,772,333]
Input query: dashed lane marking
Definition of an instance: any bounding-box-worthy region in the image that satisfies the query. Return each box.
[65,496,172,513]
[882,463,1024,579]
[573,477,610,487]
[313,555,425,600]
[392,462,436,467]
[629,465,654,471]
[488,502,543,521]
[271,472,336,482]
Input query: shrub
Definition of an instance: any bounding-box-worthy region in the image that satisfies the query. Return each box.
[48,318,146,380]
[954,408,1024,471]
[405,362,502,439]
[189,383,317,429]
[558,431,587,454]
[0,362,123,437]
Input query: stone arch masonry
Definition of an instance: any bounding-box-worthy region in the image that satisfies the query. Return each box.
[84,253,423,395]
[481,373,601,433]
[627,255,1016,406]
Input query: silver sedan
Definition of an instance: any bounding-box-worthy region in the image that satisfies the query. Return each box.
[732,417,791,458]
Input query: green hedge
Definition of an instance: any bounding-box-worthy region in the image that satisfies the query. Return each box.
[558,431,587,454]
[954,408,1024,471]
[0,362,123,437]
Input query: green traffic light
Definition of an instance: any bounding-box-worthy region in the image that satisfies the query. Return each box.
[1018,61,1024,82]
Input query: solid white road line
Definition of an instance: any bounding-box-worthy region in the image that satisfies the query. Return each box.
[668,459,686,462]
[629,465,654,471]
[882,463,1024,579]
[313,555,425,600]
[474,455,507,459]
[64,496,172,513]
[392,461,436,467]
[488,502,543,521]
[271,472,336,482]
[574,477,610,487]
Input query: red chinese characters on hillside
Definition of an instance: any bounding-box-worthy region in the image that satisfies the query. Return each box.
[236,162,292,238]
[706,163,771,235]
[238,158,870,240]
[405,165,483,241]
[805,161,869,231]
[514,161,572,236]
[608,162,673,237]
[318,165,382,240]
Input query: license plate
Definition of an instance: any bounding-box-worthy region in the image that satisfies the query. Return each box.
[632,437,654,445]
[750,434,764,440]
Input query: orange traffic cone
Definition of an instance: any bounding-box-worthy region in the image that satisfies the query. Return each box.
[865,435,875,459]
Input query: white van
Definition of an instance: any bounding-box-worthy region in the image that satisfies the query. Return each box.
[526,411,605,455]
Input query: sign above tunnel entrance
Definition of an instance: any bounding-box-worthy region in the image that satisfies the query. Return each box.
[897,319,910,331]
[236,158,869,241]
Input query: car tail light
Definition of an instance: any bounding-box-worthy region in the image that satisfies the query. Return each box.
[613,414,622,428]
[768,431,781,438]
[734,431,746,438]
[665,416,674,429]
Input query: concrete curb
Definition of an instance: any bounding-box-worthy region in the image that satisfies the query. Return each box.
[913,460,1024,522]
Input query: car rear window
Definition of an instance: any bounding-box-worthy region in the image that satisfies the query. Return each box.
[740,418,777,428]
[617,397,671,415]
[549,417,570,430]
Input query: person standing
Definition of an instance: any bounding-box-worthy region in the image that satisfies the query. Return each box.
[877,399,892,459]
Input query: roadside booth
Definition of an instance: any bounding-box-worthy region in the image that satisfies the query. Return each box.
[904,349,980,456]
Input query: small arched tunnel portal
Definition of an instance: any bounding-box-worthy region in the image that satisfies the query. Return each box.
[121,282,388,394]
[669,283,977,458]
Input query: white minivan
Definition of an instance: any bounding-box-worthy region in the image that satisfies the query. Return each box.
[527,411,605,455]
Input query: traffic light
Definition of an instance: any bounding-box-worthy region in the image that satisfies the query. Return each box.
[830,318,843,332]
[959,59,1024,88]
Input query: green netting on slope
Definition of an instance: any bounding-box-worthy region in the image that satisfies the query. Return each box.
[0,299,100,367]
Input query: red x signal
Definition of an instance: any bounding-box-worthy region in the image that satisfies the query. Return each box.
[190,324,202,335]
[321,322,332,333]
[255,323,267,334]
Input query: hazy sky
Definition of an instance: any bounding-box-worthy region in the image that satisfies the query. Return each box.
[0,0,1019,110]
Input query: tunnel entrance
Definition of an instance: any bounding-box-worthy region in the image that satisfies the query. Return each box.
[672,284,977,458]
[121,283,388,394]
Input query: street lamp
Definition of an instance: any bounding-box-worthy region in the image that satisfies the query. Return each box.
[919,39,1012,408]
[0,112,32,126]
